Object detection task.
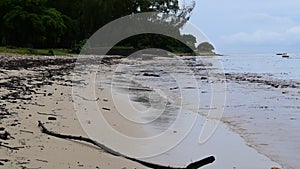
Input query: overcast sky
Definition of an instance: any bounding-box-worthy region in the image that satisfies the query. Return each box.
[184,0,300,54]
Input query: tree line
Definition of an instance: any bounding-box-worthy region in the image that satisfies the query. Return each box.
[0,0,204,54]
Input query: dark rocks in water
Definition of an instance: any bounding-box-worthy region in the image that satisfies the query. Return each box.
[224,73,300,89]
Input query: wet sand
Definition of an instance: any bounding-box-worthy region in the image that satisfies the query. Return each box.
[0,54,285,168]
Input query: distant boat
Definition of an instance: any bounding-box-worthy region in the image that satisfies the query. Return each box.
[282,53,289,58]
[276,53,283,55]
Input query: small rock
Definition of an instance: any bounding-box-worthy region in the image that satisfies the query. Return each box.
[0,131,11,140]
[48,117,57,121]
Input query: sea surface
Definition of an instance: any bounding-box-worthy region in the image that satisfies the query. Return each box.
[208,53,300,169]
[220,53,300,80]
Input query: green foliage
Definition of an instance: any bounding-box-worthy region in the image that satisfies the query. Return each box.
[0,0,66,48]
[0,46,73,56]
[72,39,89,54]
[0,0,196,54]
[197,42,215,53]
[115,33,195,54]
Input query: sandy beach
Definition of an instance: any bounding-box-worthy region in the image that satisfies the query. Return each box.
[0,54,146,169]
[0,54,293,169]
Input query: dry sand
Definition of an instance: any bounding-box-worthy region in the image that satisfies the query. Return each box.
[0,55,147,169]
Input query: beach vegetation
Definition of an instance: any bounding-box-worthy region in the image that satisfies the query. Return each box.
[0,0,206,55]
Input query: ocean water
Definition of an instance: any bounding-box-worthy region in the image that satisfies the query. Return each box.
[220,53,300,80]
[213,53,300,169]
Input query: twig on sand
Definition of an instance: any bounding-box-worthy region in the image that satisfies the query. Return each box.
[0,142,24,150]
[75,94,99,101]
[35,159,48,163]
[37,120,215,169]
[20,129,34,134]
[102,107,111,111]
[37,112,59,116]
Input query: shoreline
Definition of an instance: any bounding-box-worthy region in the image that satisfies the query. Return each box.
[0,54,284,168]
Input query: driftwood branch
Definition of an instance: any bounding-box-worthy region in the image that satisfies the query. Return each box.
[37,121,215,169]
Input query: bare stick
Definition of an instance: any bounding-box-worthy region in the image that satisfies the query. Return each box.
[75,94,99,101]
[0,142,24,150]
[20,129,34,134]
[37,121,215,169]
[37,112,59,116]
